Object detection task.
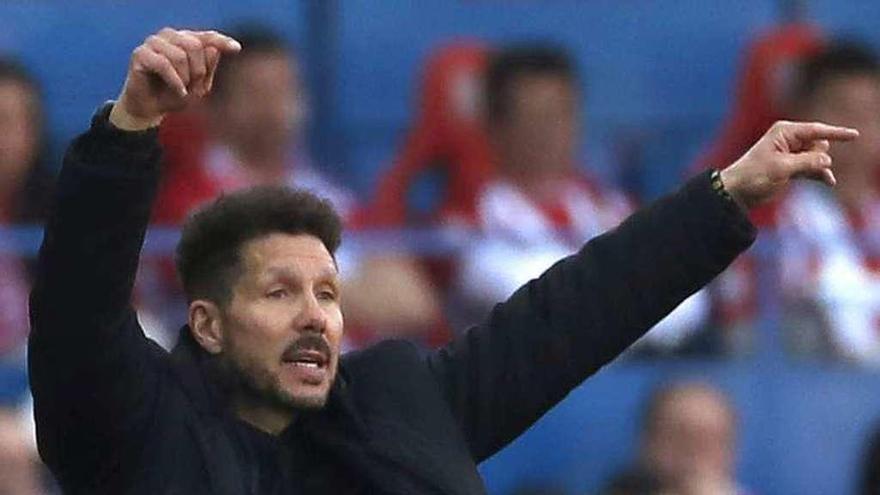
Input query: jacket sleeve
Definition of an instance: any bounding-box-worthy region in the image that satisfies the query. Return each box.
[27,105,168,481]
[426,171,757,462]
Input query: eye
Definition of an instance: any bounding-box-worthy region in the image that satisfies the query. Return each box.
[317,289,337,302]
[267,288,289,299]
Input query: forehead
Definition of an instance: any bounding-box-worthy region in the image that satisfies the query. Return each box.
[656,389,733,428]
[240,233,336,277]
[507,75,576,111]
[228,53,297,88]
[0,81,35,113]
[814,74,880,104]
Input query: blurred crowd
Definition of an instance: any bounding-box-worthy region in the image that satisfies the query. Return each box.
[2,14,880,495]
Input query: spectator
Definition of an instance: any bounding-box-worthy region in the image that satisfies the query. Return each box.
[153,25,347,224]
[0,56,56,494]
[777,42,880,365]
[0,57,53,360]
[609,381,745,495]
[151,25,442,348]
[453,45,709,352]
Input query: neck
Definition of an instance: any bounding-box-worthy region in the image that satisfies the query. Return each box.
[504,167,568,203]
[234,145,287,175]
[233,398,294,436]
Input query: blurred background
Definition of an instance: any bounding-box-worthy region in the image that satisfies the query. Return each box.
[3,0,880,493]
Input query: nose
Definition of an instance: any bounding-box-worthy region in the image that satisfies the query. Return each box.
[296,292,327,334]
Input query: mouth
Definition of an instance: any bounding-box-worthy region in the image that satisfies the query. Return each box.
[281,348,330,385]
[284,349,328,368]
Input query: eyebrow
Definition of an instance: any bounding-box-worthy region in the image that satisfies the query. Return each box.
[265,265,339,282]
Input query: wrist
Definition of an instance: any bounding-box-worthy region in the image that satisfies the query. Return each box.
[716,168,748,211]
[108,100,163,131]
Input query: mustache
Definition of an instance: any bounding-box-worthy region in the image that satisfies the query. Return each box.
[282,333,332,361]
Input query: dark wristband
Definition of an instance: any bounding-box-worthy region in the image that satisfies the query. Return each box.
[710,169,735,204]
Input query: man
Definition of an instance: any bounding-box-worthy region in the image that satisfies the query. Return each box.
[604,382,743,495]
[0,57,52,358]
[28,28,856,493]
[640,382,743,495]
[776,42,880,364]
[454,46,709,352]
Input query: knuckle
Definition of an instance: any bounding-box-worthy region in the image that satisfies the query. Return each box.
[170,50,188,66]
[180,34,202,49]
[807,154,827,169]
[158,57,175,71]
[158,27,177,36]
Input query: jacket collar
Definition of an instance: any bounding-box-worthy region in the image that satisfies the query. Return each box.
[169,325,230,416]
[169,326,485,494]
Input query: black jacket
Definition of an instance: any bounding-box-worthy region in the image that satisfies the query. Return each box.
[28,106,756,494]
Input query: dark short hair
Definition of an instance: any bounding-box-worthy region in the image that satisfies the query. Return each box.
[0,56,42,131]
[211,24,293,101]
[794,41,880,102]
[0,56,40,91]
[485,44,578,124]
[175,186,342,305]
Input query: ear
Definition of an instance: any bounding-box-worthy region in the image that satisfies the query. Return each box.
[188,300,225,355]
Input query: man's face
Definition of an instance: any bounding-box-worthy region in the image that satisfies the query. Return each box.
[214,52,304,153]
[0,81,39,187]
[493,74,580,177]
[220,233,343,411]
[802,74,880,176]
[643,388,736,487]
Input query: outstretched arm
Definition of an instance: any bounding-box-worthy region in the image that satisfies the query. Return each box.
[27,28,239,481]
[428,120,858,462]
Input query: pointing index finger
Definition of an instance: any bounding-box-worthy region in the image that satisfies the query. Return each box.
[790,122,860,143]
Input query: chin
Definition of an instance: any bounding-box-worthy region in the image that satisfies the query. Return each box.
[281,385,330,411]
[276,359,337,411]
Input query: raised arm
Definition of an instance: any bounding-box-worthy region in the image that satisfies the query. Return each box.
[427,120,859,461]
[27,28,239,481]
